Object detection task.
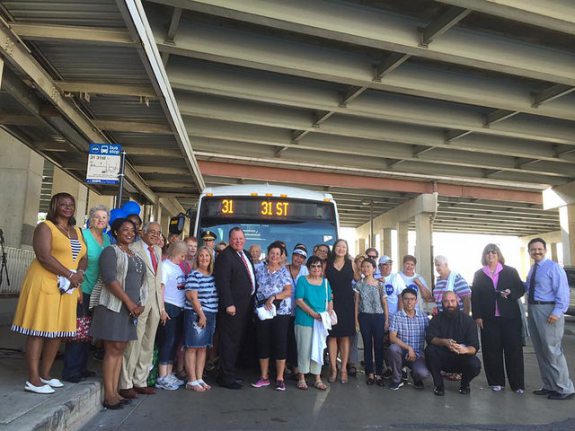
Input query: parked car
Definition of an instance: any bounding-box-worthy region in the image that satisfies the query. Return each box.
[564,266,575,316]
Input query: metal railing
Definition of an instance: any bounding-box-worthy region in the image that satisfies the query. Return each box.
[0,247,35,295]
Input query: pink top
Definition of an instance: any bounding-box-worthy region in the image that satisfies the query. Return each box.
[482,263,503,317]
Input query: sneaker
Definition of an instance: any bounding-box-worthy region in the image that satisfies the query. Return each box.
[515,389,524,394]
[166,374,185,386]
[275,380,286,391]
[155,376,179,391]
[490,385,504,392]
[388,381,404,391]
[401,369,408,382]
[382,369,392,379]
[251,378,271,388]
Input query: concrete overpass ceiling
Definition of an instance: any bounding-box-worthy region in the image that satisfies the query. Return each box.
[0,1,569,234]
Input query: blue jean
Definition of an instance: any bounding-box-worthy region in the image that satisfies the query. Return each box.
[157,302,183,365]
[358,312,386,375]
[62,293,91,380]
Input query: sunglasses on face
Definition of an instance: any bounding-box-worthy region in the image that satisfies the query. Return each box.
[310,264,323,268]
[485,250,497,255]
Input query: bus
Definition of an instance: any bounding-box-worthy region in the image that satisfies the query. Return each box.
[192,184,339,256]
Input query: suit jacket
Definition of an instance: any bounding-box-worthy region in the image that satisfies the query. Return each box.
[471,265,523,321]
[214,246,255,312]
[130,240,164,314]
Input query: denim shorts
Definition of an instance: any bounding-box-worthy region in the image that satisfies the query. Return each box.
[184,309,216,348]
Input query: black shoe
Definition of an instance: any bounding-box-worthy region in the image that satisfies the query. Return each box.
[347,365,357,377]
[433,386,445,396]
[82,370,97,378]
[458,385,471,395]
[235,378,244,385]
[103,401,124,410]
[63,375,83,383]
[401,369,408,382]
[219,380,243,390]
[548,392,575,400]
[413,379,424,389]
[533,388,555,396]
[382,369,392,380]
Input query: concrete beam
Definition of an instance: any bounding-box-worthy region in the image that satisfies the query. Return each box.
[93,120,172,134]
[198,160,543,204]
[159,197,185,216]
[436,0,575,36]
[10,23,135,45]
[543,179,575,210]
[152,0,575,85]
[55,81,156,98]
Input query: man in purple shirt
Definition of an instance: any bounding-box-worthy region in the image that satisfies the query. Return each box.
[527,238,574,400]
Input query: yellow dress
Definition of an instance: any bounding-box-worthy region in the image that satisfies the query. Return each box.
[11,221,87,337]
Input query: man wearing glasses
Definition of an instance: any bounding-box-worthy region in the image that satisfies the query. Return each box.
[365,248,380,278]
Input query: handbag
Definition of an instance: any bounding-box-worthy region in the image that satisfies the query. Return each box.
[64,316,92,343]
[325,279,337,326]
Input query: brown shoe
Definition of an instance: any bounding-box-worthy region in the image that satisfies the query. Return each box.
[133,386,156,395]
[118,388,138,399]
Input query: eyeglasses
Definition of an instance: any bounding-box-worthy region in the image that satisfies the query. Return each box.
[485,250,498,255]
[367,255,377,259]
[310,264,323,268]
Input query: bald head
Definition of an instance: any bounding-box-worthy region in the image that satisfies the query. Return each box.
[441,291,458,314]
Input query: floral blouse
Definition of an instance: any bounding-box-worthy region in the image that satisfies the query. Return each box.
[254,264,293,315]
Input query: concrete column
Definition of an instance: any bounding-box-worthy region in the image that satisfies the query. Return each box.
[143,204,152,223]
[382,228,392,258]
[397,222,409,261]
[52,167,88,226]
[414,213,433,286]
[86,190,114,213]
[559,205,575,266]
[357,238,367,255]
[550,242,558,263]
[0,130,43,248]
[153,198,162,223]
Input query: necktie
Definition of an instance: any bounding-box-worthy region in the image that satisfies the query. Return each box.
[528,263,538,304]
[148,245,158,273]
[239,252,254,294]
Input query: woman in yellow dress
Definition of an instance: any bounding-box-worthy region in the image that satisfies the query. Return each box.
[12,193,87,394]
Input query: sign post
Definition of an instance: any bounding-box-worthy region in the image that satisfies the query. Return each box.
[86,143,125,208]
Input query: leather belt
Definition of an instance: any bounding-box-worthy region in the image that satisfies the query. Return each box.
[528,301,555,305]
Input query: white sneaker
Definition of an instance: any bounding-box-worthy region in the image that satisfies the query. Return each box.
[166,374,185,386]
[155,376,179,391]
[25,381,55,394]
[40,378,64,388]
[490,385,504,392]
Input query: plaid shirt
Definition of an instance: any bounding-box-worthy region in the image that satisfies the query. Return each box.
[389,309,429,356]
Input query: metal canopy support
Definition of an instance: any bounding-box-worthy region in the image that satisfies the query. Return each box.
[374,53,410,81]
[446,130,473,143]
[10,23,134,45]
[340,86,367,107]
[532,84,575,107]
[484,109,519,126]
[166,7,183,42]
[420,6,472,47]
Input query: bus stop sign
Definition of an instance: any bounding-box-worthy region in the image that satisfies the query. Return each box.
[86,144,122,184]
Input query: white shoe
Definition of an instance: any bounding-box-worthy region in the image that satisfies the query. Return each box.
[490,385,504,392]
[25,381,55,394]
[155,377,179,391]
[40,378,64,388]
[166,374,185,386]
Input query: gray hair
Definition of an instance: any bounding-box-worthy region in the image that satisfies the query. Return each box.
[142,221,161,234]
[434,255,448,265]
[167,240,188,257]
[89,205,109,220]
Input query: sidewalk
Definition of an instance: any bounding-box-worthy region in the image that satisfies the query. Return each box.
[0,324,102,431]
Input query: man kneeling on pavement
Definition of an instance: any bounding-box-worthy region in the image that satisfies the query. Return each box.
[388,288,430,390]
[425,291,482,396]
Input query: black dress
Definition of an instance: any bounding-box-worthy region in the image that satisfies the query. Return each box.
[326,259,355,337]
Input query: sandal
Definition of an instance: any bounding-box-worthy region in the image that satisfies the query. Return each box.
[366,376,375,385]
[314,381,327,391]
[328,368,338,383]
[198,379,212,390]
[297,380,309,391]
[375,375,385,387]
[185,380,205,392]
[340,370,348,384]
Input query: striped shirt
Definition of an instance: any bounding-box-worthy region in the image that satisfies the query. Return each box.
[433,273,471,312]
[70,239,82,261]
[185,270,218,313]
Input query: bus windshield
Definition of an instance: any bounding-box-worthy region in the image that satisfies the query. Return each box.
[194,186,339,255]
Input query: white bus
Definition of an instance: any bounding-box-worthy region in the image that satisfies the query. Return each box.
[192,184,339,255]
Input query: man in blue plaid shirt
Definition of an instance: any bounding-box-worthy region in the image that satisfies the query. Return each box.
[388,288,430,390]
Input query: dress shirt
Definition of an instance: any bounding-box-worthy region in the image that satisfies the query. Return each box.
[390,309,429,356]
[526,258,569,316]
[239,251,255,293]
[426,310,480,352]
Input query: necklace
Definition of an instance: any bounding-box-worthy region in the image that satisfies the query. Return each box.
[56,223,71,239]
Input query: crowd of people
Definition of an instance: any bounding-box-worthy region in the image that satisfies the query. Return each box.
[10,194,575,409]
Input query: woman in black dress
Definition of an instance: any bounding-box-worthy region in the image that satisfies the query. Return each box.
[326,239,358,383]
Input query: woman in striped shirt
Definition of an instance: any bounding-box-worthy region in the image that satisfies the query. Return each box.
[183,246,218,391]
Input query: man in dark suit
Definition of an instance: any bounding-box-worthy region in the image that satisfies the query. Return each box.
[215,227,256,389]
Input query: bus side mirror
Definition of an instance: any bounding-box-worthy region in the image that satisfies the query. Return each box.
[186,208,197,237]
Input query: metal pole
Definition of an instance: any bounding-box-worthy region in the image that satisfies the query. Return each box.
[370,200,374,248]
[116,150,126,208]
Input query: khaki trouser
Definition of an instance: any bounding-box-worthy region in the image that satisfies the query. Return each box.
[119,297,160,389]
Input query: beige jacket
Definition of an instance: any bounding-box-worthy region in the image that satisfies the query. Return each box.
[130,240,164,313]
